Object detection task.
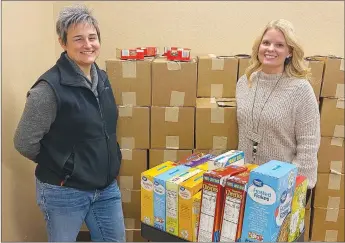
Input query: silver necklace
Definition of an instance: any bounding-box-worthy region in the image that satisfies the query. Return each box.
[249,72,284,162]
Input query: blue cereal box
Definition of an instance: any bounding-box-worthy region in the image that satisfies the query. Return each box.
[153,165,190,231]
[241,160,297,242]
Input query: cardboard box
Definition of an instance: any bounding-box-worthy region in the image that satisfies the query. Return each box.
[118,149,148,190]
[179,171,205,241]
[152,58,197,106]
[305,57,325,100]
[241,160,298,242]
[321,56,344,98]
[198,165,247,242]
[166,168,202,236]
[311,207,344,241]
[122,190,141,219]
[313,173,344,209]
[288,176,308,242]
[197,55,238,98]
[196,98,238,150]
[124,218,148,242]
[318,137,344,173]
[304,208,311,242]
[117,106,150,149]
[106,58,152,106]
[149,149,193,168]
[151,106,195,149]
[141,161,176,226]
[153,165,190,231]
[320,98,344,138]
[235,54,251,80]
[220,170,252,242]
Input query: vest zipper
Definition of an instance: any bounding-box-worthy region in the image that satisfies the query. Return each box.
[96,96,111,185]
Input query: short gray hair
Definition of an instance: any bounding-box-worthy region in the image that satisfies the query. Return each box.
[56,4,101,45]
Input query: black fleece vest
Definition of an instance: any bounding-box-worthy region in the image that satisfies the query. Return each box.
[34,53,121,190]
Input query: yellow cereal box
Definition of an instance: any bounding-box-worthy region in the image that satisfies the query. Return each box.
[192,191,202,241]
[178,171,205,241]
[288,175,308,242]
[141,161,176,226]
[166,168,202,236]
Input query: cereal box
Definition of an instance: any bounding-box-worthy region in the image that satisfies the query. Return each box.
[178,171,205,241]
[220,164,258,242]
[192,191,202,241]
[210,150,245,169]
[166,168,202,236]
[141,161,176,226]
[241,160,297,242]
[198,165,247,242]
[184,154,215,168]
[153,165,190,231]
[178,152,206,164]
[288,175,308,242]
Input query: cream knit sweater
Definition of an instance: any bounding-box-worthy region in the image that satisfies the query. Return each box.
[236,71,320,188]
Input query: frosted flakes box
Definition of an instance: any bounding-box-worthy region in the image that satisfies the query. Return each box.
[241,160,297,242]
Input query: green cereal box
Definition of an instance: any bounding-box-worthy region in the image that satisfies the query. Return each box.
[288,175,308,242]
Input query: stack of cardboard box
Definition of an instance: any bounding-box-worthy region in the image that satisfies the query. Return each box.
[312,56,344,242]
[195,55,239,153]
[106,57,151,241]
[149,56,197,168]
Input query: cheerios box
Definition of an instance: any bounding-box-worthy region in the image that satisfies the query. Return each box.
[166,168,202,236]
[141,161,176,226]
[197,165,247,242]
[241,160,297,242]
[220,164,258,242]
[178,171,205,241]
[153,165,190,231]
[288,175,308,242]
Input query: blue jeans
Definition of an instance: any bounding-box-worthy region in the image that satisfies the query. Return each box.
[36,178,126,242]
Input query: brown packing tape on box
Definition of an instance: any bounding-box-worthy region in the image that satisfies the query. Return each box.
[165,107,179,122]
[333,125,345,138]
[167,61,181,71]
[119,176,134,190]
[211,108,224,123]
[211,58,225,70]
[331,137,344,147]
[122,92,137,106]
[121,149,133,160]
[336,98,345,109]
[325,230,339,242]
[330,161,343,174]
[328,173,342,190]
[122,61,137,78]
[170,91,185,106]
[213,136,227,150]
[326,208,340,222]
[164,149,177,162]
[121,137,135,149]
[166,136,179,149]
[210,84,223,98]
[118,106,133,117]
[327,196,341,209]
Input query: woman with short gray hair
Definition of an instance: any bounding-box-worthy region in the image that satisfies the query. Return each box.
[14,4,125,242]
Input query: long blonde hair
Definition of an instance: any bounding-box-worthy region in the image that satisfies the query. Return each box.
[245,19,311,85]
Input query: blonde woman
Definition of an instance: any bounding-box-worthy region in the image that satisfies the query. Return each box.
[236,19,320,201]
